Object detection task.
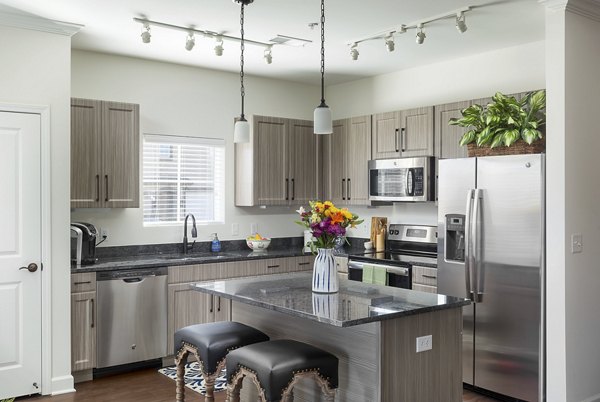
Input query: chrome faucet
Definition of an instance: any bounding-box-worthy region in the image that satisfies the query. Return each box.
[183,213,197,254]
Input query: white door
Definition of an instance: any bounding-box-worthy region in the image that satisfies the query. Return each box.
[0,111,42,399]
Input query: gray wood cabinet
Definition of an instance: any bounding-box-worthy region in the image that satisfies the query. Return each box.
[372,107,434,160]
[71,98,139,208]
[323,116,371,206]
[235,115,318,206]
[71,273,96,372]
[412,265,438,294]
[434,100,471,159]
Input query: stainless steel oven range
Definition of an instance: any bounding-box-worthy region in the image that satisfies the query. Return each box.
[347,224,437,289]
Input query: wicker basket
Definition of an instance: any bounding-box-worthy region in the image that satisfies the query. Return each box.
[467,136,545,157]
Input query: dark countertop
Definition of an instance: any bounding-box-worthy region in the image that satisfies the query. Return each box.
[191,272,470,327]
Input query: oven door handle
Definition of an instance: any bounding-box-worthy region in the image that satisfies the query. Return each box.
[347,261,409,276]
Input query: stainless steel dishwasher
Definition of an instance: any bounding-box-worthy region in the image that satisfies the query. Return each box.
[96,267,167,368]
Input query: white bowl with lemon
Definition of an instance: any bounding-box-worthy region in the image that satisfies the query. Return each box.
[246,234,271,251]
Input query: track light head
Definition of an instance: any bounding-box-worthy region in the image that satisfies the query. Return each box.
[214,35,224,56]
[398,24,407,34]
[264,46,273,64]
[141,23,151,44]
[416,24,426,45]
[384,33,395,52]
[185,33,195,51]
[456,12,468,33]
[350,43,359,61]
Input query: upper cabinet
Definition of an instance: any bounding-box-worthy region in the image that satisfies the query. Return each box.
[371,106,434,160]
[323,115,371,206]
[71,98,139,208]
[434,100,471,159]
[235,115,319,207]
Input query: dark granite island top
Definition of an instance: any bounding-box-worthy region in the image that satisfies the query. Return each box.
[192,272,469,327]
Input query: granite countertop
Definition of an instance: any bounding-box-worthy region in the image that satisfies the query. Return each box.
[192,272,470,327]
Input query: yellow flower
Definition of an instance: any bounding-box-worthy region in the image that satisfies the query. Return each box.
[341,208,353,219]
[314,202,324,212]
[324,201,334,208]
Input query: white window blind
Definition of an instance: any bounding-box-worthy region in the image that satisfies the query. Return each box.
[143,134,225,225]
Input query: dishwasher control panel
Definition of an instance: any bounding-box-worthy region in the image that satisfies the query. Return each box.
[97,266,168,281]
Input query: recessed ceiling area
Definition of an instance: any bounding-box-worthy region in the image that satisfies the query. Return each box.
[1,0,545,85]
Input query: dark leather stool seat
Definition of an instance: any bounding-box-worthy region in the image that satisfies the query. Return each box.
[174,321,269,402]
[226,339,338,402]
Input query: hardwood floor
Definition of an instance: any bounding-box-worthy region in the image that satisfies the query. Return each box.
[19,368,501,402]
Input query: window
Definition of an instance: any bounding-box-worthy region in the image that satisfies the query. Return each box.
[143,134,225,225]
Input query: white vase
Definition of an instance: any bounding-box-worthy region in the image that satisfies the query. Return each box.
[312,248,338,293]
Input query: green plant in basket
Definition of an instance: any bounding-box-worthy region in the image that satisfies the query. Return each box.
[449,90,546,148]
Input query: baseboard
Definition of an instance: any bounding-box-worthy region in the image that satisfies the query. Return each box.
[73,369,93,384]
[50,374,75,395]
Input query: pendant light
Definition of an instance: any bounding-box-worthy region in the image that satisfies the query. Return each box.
[313,0,332,134]
[233,0,253,143]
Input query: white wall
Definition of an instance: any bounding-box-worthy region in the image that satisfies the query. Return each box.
[328,41,546,238]
[0,25,73,393]
[70,50,319,246]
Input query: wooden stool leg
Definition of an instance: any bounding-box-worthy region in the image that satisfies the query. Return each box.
[283,389,294,402]
[175,350,189,402]
[226,373,243,402]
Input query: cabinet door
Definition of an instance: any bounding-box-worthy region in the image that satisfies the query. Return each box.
[213,296,231,322]
[71,291,96,371]
[254,116,289,205]
[434,101,471,159]
[400,106,434,157]
[371,111,401,159]
[101,101,139,208]
[289,119,318,204]
[323,119,348,204]
[346,115,371,206]
[167,283,214,353]
[71,98,102,208]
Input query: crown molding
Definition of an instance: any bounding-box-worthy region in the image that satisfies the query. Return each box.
[540,0,600,22]
[0,9,82,36]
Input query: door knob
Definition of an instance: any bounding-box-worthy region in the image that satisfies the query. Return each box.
[19,263,38,273]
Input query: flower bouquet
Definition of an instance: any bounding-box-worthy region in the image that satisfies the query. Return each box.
[296,201,363,293]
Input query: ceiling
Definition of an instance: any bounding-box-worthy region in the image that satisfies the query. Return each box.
[2,0,545,85]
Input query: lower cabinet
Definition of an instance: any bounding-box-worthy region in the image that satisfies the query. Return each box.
[71,273,97,373]
[412,265,438,294]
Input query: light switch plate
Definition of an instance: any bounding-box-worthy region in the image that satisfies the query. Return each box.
[416,335,432,353]
[231,223,239,236]
[571,233,583,254]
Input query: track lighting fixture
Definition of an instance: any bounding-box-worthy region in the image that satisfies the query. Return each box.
[185,32,195,51]
[264,46,273,64]
[141,23,151,44]
[384,33,395,52]
[350,43,359,61]
[416,24,426,45]
[456,12,468,33]
[214,35,224,56]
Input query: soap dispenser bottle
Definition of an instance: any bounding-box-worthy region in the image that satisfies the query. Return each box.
[211,233,221,252]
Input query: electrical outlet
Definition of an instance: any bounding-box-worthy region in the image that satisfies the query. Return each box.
[231,223,239,236]
[571,233,583,254]
[101,227,109,238]
[250,223,258,235]
[416,335,432,353]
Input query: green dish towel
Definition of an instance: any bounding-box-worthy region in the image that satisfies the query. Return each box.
[362,265,374,284]
[373,266,388,286]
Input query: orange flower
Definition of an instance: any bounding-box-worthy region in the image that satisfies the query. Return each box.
[331,212,344,225]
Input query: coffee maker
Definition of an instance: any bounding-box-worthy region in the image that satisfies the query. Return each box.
[71,222,98,265]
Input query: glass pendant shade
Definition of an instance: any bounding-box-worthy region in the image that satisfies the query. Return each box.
[314,103,332,134]
[234,118,250,143]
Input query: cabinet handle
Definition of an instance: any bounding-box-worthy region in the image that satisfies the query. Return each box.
[298,262,310,266]
[342,178,346,200]
[395,128,399,152]
[104,175,109,202]
[291,178,295,201]
[74,281,92,285]
[95,175,100,202]
[90,298,95,328]
[267,265,280,269]
[217,296,221,312]
[285,178,289,201]
[209,296,213,313]
[422,274,437,279]
[347,178,351,200]
[401,127,406,152]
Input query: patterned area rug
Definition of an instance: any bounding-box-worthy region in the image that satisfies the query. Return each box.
[159,362,228,395]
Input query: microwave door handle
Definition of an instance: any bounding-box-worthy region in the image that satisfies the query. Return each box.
[473,189,484,302]
[464,189,475,301]
[406,169,414,196]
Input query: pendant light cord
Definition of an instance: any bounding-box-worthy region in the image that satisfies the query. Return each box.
[320,0,326,105]
[240,3,245,118]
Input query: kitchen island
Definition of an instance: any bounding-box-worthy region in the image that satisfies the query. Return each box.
[192,272,470,402]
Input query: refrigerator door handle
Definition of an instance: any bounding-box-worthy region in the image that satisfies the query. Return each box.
[464,189,475,301]
[473,188,484,302]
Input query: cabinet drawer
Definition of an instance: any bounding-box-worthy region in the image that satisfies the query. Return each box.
[412,283,437,294]
[168,263,221,284]
[412,266,438,286]
[262,258,289,274]
[334,256,348,273]
[71,273,96,293]
[289,255,314,272]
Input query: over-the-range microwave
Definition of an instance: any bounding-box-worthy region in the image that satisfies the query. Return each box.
[368,156,436,202]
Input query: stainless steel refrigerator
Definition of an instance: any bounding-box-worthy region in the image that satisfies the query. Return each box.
[437,154,544,402]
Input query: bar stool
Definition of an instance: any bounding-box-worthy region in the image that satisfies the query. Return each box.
[226,339,338,402]
[174,321,269,402]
